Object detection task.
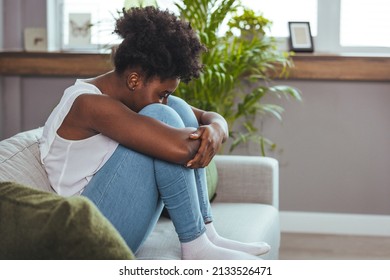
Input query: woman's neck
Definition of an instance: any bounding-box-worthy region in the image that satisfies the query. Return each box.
[89,71,126,99]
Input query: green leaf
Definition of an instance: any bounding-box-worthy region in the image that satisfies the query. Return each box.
[269,85,303,101]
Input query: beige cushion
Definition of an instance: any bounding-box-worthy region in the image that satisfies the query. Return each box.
[0,128,52,192]
[214,155,279,207]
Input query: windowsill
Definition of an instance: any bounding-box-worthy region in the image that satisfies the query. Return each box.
[1,50,390,81]
[285,52,390,81]
[0,51,113,77]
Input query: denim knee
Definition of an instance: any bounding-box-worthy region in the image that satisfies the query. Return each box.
[168,96,199,128]
[139,103,185,129]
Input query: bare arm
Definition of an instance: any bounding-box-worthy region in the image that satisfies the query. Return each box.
[64,94,201,165]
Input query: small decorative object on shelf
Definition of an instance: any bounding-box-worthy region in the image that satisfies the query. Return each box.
[67,13,93,49]
[24,28,47,52]
[288,22,314,52]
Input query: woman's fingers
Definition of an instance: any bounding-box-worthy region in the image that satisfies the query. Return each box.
[186,126,218,168]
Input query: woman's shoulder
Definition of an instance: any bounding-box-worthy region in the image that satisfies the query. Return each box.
[71,92,129,125]
[65,79,102,95]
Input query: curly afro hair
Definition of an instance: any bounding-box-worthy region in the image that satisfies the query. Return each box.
[113,6,206,83]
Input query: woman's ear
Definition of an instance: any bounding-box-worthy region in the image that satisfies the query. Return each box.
[126,72,140,91]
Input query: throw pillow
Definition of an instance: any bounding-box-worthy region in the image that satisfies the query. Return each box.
[0,181,135,260]
[205,159,218,202]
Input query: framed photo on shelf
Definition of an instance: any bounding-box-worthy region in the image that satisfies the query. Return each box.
[24,28,47,52]
[67,13,92,49]
[288,22,314,52]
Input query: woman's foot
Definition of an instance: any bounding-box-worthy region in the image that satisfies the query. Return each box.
[205,223,271,256]
[181,233,260,260]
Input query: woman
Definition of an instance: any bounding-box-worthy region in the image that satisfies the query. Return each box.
[39,6,270,260]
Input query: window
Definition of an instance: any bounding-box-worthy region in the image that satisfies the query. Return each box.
[340,0,390,48]
[47,0,177,51]
[241,0,318,37]
[47,0,390,54]
[61,0,124,49]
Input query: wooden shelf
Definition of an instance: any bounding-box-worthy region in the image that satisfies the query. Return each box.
[1,51,390,81]
[287,53,390,81]
[0,51,113,77]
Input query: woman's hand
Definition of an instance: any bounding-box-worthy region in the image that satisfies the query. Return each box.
[185,122,226,168]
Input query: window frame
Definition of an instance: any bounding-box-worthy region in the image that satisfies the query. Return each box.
[46,0,63,51]
[316,0,390,54]
[46,0,390,55]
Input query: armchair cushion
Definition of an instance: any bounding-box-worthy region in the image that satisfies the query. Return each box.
[0,181,135,260]
[205,159,218,201]
[0,127,52,192]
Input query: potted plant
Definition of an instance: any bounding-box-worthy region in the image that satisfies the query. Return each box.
[174,0,302,155]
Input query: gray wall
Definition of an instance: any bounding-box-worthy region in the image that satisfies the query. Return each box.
[0,0,3,138]
[1,0,50,137]
[232,80,390,215]
[1,0,390,215]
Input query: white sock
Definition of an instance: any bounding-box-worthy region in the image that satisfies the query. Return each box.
[181,233,260,260]
[205,223,271,256]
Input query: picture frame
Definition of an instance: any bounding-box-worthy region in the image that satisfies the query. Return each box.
[67,13,92,49]
[24,28,47,52]
[288,22,314,52]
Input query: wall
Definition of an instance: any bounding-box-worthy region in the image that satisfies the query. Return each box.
[0,0,3,138]
[1,0,390,218]
[1,0,57,137]
[232,80,390,215]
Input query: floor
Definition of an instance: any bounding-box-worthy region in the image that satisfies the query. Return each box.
[279,232,390,260]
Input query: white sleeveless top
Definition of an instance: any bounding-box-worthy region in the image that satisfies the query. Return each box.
[39,79,119,197]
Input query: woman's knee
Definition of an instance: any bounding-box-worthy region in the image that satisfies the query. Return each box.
[168,96,198,128]
[139,103,185,128]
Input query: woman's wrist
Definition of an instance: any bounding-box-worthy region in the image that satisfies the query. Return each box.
[199,110,229,143]
[210,121,228,143]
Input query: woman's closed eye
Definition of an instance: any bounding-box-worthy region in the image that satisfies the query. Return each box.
[159,91,172,100]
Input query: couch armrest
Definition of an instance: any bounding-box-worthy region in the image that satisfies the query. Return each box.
[212,155,279,209]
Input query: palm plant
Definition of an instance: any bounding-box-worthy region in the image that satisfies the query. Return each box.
[174,0,302,155]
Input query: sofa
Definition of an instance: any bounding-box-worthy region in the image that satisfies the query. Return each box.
[0,128,280,259]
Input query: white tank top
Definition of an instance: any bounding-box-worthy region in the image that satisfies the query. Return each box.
[39,79,119,196]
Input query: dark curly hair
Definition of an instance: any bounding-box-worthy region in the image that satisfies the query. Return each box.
[113,6,206,83]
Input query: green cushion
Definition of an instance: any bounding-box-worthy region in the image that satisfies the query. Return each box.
[0,181,135,260]
[205,159,218,201]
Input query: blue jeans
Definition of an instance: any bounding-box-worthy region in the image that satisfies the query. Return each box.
[82,96,213,253]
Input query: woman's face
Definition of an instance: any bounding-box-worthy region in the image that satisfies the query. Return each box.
[130,77,180,112]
